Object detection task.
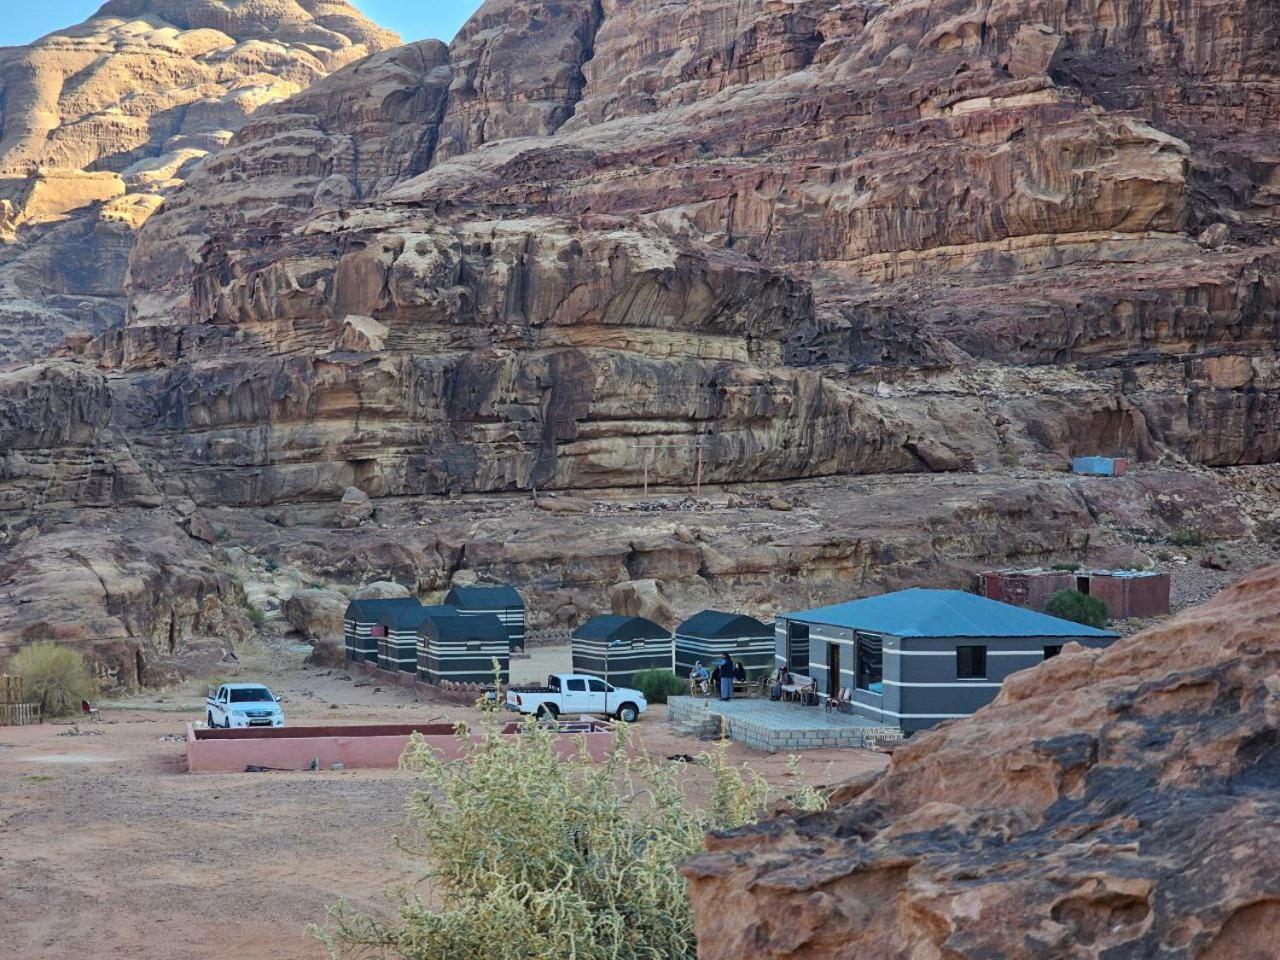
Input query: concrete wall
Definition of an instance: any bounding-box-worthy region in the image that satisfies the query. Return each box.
[186,721,613,772]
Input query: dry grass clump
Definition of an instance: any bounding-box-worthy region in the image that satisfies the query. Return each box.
[10,642,95,717]
[318,698,823,959]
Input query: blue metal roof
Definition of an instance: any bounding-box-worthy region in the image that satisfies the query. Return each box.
[783,589,1118,639]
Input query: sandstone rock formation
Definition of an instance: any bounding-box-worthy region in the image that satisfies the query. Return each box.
[683,561,1280,959]
[0,0,399,363]
[104,0,1279,508]
[1,0,1279,686]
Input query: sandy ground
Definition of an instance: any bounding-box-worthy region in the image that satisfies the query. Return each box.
[0,647,887,960]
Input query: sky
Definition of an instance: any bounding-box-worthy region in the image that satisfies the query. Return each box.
[0,1,485,47]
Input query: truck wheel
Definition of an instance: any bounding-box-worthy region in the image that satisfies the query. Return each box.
[207,712,214,728]
[616,703,639,723]
[537,703,559,720]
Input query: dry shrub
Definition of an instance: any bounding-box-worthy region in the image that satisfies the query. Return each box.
[10,642,95,717]
[318,701,818,959]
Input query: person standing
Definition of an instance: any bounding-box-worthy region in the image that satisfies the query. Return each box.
[718,653,734,701]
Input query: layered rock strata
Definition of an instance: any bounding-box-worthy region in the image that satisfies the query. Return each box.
[0,0,399,363]
[108,0,1280,506]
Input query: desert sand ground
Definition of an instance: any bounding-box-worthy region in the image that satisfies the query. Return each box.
[0,645,888,960]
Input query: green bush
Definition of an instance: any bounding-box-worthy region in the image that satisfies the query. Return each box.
[1045,589,1109,628]
[632,668,688,703]
[1171,528,1205,547]
[1051,562,1082,572]
[10,642,95,717]
[317,706,811,959]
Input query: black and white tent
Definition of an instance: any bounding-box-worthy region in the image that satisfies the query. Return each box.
[443,585,526,651]
[343,597,423,664]
[571,615,672,686]
[376,602,432,674]
[417,606,509,685]
[674,610,774,678]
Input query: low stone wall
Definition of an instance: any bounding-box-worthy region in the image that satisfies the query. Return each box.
[185,720,613,772]
[347,659,492,706]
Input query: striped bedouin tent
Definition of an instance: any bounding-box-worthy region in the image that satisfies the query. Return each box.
[443,585,526,651]
[417,607,509,685]
[343,597,423,664]
[674,610,775,678]
[376,602,432,673]
[571,615,672,687]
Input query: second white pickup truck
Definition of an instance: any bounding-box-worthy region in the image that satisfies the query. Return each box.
[506,673,648,723]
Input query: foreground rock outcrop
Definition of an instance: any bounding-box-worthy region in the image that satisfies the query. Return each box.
[0,0,398,363]
[684,562,1280,959]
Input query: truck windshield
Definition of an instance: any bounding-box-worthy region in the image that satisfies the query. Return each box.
[229,688,274,703]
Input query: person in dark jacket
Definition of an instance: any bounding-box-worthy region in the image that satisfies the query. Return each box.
[733,660,747,683]
[717,653,734,701]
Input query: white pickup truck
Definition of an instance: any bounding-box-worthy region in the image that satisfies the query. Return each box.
[506,674,648,723]
[206,683,286,729]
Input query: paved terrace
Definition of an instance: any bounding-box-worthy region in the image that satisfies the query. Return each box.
[667,696,896,753]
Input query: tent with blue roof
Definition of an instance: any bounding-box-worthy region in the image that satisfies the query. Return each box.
[776,588,1117,734]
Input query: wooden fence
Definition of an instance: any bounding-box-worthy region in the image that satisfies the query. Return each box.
[0,675,40,726]
[0,702,40,726]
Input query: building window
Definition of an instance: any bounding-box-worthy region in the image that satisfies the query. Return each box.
[855,633,883,693]
[1044,645,1063,660]
[956,645,987,679]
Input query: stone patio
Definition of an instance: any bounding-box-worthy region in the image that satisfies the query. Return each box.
[667,695,896,753]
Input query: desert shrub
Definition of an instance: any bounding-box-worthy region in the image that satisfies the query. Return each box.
[785,755,829,814]
[1045,589,1109,628]
[11,642,95,717]
[1171,528,1205,547]
[1051,562,1082,572]
[317,701,795,959]
[633,668,688,703]
[245,606,266,627]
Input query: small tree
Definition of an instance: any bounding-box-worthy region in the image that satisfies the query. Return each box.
[1045,589,1109,628]
[11,642,95,716]
[317,702,805,958]
[632,668,688,703]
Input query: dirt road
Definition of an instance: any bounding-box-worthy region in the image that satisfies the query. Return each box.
[0,654,887,959]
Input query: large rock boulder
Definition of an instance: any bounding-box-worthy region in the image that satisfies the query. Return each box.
[351,581,411,601]
[609,579,676,626]
[283,587,348,640]
[683,564,1280,959]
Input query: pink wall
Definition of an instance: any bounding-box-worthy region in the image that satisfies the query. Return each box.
[185,722,613,773]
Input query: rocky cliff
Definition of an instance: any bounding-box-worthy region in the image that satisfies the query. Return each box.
[684,560,1280,959]
[0,0,1278,686]
[105,0,1280,506]
[0,0,399,364]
